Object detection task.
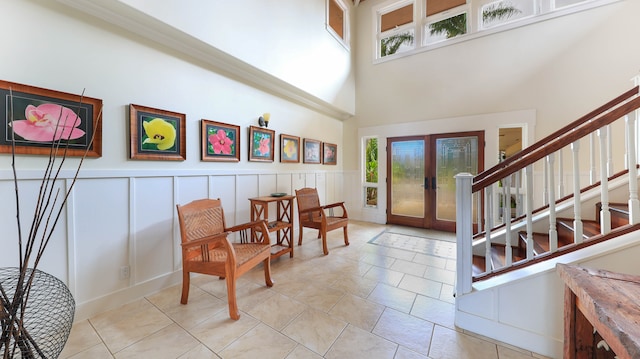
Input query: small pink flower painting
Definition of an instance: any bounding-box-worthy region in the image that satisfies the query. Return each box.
[249,126,274,162]
[201,120,240,162]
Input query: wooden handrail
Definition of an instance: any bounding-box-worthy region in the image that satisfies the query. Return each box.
[474,86,639,185]
[472,91,640,192]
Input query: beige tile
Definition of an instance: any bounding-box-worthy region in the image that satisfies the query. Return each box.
[372,308,433,354]
[325,324,397,359]
[248,293,307,330]
[363,266,405,287]
[282,308,347,355]
[146,283,207,311]
[285,345,323,359]
[329,273,378,298]
[398,274,442,298]
[410,294,455,329]
[66,343,114,359]
[114,323,199,358]
[428,325,498,359]
[294,284,344,312]
[394,346,429,359]
[328,293,384,331]
[177,344,220,359]
[367,283,416,313]
[188,309,259,353]
[360,252,397,269]
[60,320,102,358]
[439,283,455,303]
[236,282,278,310]
[412,253,448,269]
[423,266,455,285]
[162,292,227,329]
[497,345,537,359]
[391,258,427,276]
[90,299,173,353]
[219,322,297,358]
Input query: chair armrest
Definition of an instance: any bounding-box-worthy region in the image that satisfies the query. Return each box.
[227,220,271,245]
[181,232,230,249]
[322,202,345,210]
[226,220,267,233]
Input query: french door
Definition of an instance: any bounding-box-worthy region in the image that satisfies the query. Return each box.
[386,131,484,232]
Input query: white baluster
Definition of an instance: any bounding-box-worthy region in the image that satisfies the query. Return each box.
[558,147,565,198]
[525,164,534,260]
[485,186,493,273]
[627,114,640,224]
[607,124,613,177]
[504,176,512,266]
[547,153,558,251]
[598,127,611,234]
[543,156,549,206]
[590,132,596,185]
[476,191,483,234]
[572,140,583,243]
[515,171,522,217]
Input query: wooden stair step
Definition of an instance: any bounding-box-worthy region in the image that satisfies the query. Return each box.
[518,231,549,255]
[472,255,486,276]
[557,218,599,246]
[490,244,524,270]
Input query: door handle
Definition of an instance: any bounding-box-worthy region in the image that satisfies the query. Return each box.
[432,177,436,190]
[424,177,429,190]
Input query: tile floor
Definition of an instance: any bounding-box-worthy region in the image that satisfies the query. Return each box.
[60,221,551,359]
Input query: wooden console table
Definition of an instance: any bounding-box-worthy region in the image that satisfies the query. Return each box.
[557,263,640,359]
[249,195,295,259]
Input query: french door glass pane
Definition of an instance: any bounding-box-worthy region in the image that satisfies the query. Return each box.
[435,136,478,221]
[391,140,425,218]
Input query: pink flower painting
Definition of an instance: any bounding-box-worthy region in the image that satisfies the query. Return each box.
[209,129,234,155]
[11,104,85,142]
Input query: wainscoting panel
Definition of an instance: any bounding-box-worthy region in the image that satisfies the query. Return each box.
[73,177,130,304]
[132,176,175,285]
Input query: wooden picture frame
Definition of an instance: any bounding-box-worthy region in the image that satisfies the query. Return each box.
[323,142,337,165]
[0,80,102,157]
[129,104,186,161]
[249,126,275,162]
[303,138,321,164]
[280,134,300,163]
[201,119,240,162]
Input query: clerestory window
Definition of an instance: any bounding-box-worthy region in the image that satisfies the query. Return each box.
[374,0,618,61]
[328,0,350,49]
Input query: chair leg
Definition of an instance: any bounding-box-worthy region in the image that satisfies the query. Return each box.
[180,270,190,304]
[343,226,350,246]
[321,231,329,255]
[226,276,240,320]
[263,258,274,287]
[298,223,304,246]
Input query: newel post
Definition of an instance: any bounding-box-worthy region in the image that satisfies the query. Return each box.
[456,173,474,296]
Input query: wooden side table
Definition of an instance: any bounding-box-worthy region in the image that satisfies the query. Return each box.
[249,195,295,259]
[558,263,640,359]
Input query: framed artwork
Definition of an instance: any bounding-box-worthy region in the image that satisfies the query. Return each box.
[323,142,337,165]
[249,125,274,162]
[129,104,186,161]
[0,80,102,157]
[303,138,321,164]
[201,119,240,162]
[280,134,300,163]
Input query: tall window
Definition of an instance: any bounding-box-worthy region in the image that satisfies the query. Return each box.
[328,0,350,48]
[374,0,614,60]
[364,137,378,207]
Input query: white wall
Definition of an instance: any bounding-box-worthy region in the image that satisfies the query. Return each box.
[0,0,352,320]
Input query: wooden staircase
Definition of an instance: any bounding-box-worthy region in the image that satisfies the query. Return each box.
[472,202,630,277]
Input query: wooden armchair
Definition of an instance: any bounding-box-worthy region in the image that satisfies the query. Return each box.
[175,198,273,320]
[295,187,349,255]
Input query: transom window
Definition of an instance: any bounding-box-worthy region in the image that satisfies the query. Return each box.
[375,0,618,60]
[328,0,350,48]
